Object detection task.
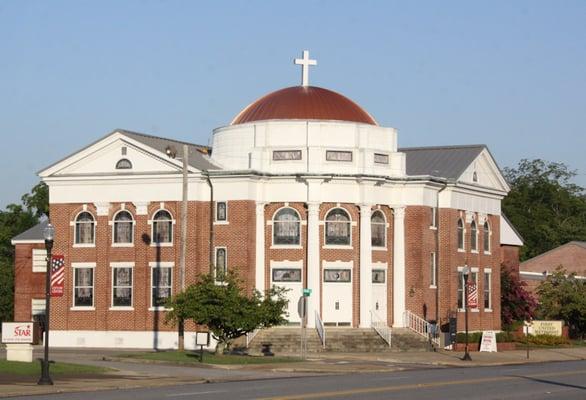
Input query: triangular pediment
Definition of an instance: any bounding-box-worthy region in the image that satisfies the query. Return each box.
[39,131,188,178]
[459,148,510,192]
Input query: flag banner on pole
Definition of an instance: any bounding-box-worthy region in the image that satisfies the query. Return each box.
[50,255,65,297]
[467,280,478,308]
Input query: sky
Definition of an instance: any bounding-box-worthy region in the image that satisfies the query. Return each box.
[1,1,585,208]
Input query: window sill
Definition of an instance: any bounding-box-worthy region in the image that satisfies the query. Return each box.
[484,309,493,312]
[271,244,303,249]
[484,252,492,256]
[213,221,229,226]
[471,250,479,254]
[429,285,437,289]
[150,243,173,247]
[73,244,95,248]
[112,243,134,248]
[32,269,47,273]
[148,307,171,312]
[70,307,95,311]
[109,307,134,311]
[372,247,388,251]
[322,245,353,250]
[457,308,480,313]
[457,248,465,253]
[429,226,437,230]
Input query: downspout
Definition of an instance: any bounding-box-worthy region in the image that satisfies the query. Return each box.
[204,171,214,274]
[435,182,448,323]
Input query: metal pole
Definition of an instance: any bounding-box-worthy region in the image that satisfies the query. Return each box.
[526,323,530,359]
[38,239,53,385]
[463,275,472,361]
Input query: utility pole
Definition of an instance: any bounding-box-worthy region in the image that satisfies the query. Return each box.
[178,144,188,351]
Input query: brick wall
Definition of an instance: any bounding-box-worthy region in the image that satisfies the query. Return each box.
[13,243,46,321]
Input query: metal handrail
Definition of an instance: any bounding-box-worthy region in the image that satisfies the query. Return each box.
[370,310,391,346]
[315,311,326,348]
[403,310,440,346]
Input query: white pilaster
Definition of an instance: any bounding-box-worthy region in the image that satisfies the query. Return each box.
[392,206,406,327]
[306,202,320,328]
[255,202,266,294]
[359,204,373,328]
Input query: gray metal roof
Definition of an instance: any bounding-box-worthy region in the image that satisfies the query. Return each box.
[11,219,48,243]
[399,144,486,180]
[117,129,220,171]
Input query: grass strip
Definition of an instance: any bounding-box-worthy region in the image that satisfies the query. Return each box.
[119,350,301,365]
[0,360,111,376]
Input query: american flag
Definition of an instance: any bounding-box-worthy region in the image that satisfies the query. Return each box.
[50,255,65,297]
[466,280,478,309]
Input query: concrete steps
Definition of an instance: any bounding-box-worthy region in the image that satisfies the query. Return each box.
[247,326,429,354]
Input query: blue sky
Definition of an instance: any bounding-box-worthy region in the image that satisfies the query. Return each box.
[1,1,585,207]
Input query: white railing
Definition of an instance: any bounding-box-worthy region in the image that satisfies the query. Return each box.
[370,310,391,346]
[245,328,260,348]
[315,311,326,348]
[403,310,440,346]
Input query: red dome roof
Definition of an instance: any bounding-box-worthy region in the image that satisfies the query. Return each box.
[231,86,377,126]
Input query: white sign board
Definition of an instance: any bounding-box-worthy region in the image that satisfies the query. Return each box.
[527,320,563,336]
[479,330,497,352]
[2,322,36,344]
[195,332,210,346]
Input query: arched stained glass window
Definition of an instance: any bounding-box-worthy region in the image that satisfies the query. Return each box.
[325,208,351,245]
[273,208,301,245]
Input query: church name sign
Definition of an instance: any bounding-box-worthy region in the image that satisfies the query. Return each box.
[1,322,38,344]
[528,320,563,336]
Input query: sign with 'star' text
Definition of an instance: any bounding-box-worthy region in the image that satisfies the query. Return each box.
[1,322,38,344]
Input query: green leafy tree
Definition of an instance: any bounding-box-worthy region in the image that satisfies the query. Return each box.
[500,264,537,330]
[166,272,288,354]
[537,266,586,338]
[503,159,586,261]
[21,182,49,218]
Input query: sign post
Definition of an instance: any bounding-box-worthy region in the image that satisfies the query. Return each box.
[2,322,39,362]
[195,332,210,362]
[298,291,310,360]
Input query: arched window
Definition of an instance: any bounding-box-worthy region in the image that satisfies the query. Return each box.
[152,210,172,244]
[75,211,95,244]
[371,210,386,247]
[457,218,464,250]
[470,220,478,251]
[113,211,134,244]
[273,208,301,245]
[215,247,227,281]
[116,159,132,169]
[483,221,491,253]
[325,208,351,245]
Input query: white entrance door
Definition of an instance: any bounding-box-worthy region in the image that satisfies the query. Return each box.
[371,268,387,324]
[271,267,303,324]
[322,268,353,326]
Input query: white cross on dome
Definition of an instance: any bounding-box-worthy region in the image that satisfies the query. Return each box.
[294,50,317,87]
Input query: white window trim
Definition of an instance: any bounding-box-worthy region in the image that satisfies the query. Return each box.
[32,248,47,273]
[111,210,136,247]
[71,262,96,310]
[429,207,437,229]
[110,262,134,310]
[270,264,303,284]
[271,206,302,247]
[149,262,173,311]
[370,210,387,249]
[323,207,353,248]
[214,246,228,282]
[457,218,466,252]
[483,221,492,255]
[470,219,479,253]
[371,263,388,285]
[214,201,228,224]
[148,209,176,247]
[483,268,492,311]
[72,210,97,247]
[457,266,478,312]
[430,252,437,288]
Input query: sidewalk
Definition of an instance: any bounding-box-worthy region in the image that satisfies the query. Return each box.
[1,346,585,398]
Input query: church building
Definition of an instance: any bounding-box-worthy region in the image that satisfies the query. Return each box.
[12,51,523,349]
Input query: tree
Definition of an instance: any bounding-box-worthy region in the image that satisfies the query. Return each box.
[500,264,537,330]
[21,182,49,218]
[537,266,586,338]
[503,159,586,261]
[166,272,288,353]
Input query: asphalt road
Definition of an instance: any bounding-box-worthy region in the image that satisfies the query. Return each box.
[12,360,586,400]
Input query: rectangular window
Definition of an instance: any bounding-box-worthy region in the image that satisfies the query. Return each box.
[372,269,386,283]
[32,249,47,272]
[272,268,302,282]
[112,267,133,307]
[484,271,492,309]
[458,269,477,309]
[151,266,172,307]
[324,269,351,282]
[215,247,227,281]
[216,202,227,222]
[374,153,389,164]
[326,150,353,162]
[430,253,436,287]
[430,207,437,228]
[74,267,94,307]
[31,299,46,316]
[273,150,302,161]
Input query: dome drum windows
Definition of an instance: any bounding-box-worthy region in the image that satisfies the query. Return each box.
[74,211,95,245]
[273,208,301,245]
[325,208,351,246]
[326,150,353,162]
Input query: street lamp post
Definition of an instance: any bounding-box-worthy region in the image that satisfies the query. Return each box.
[38,223,55,385]
[462,264,472,361]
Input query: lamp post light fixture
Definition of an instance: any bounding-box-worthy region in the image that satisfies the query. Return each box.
[38,223,55,385]
[462,264,472,361]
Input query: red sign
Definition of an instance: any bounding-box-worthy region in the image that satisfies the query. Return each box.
[50,255,65,297]
[467,280,478,309]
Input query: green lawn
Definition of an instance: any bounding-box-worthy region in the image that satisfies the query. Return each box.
[0,360,111,376]
[120,351,301,365]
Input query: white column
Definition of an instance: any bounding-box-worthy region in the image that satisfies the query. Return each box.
[359,204,373,328]
[392,206,406,327]
[255,202,266,294]
[306,202,320,328]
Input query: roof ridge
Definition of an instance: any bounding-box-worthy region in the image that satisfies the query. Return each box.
[399,144,487,151]
[116,129,210,150]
